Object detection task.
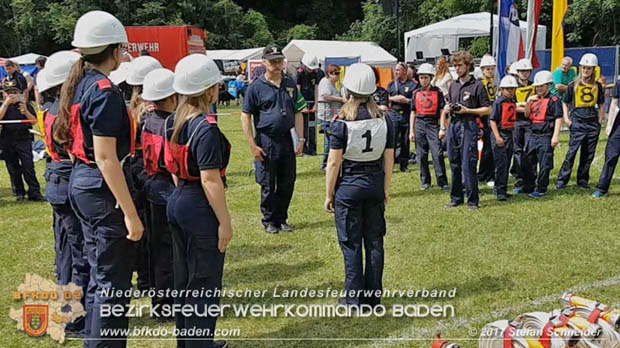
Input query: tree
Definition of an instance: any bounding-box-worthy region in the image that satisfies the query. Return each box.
[565,0,620,46]
[278,24,318,46]
[241,9,274,47]
[337,0,396,56]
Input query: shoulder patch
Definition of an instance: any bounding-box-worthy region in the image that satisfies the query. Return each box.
[297,68,303,73]
[552,96,559,102]
[97,79,112,91]
[206,115,218,125]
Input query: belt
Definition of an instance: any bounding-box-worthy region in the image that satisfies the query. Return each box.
[342,163,381,175]
[177,179,201,187]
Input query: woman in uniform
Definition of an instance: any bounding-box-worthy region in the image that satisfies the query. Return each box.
[165,54,232,348]
[54,11,143,346]
[325,63,394,308]
[126,55,163,291]
[140,68,177,317]
[38,50,89,335]
[556,53,605,190]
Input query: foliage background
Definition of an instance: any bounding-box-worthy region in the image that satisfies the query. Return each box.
[1,0,618,59]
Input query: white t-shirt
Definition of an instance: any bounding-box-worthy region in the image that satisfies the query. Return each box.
[433,73,453,96]
[318,77,342,121]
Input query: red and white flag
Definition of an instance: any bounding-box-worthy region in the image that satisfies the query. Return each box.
[525,0,542,68]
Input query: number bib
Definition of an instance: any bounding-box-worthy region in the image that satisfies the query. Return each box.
[575,84,598,108]
[483,79,496,102]
[415,90,439,116]
[516,85,535,103]
[501,102,517,129]
[341,118,387,162]
[530,98,550,124]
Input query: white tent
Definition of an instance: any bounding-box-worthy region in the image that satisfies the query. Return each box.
[282,40,397,73]
[205,47,263,61]
[404,12,547,62]
[9,53,46,65]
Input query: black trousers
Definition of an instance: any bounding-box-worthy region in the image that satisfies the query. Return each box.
[597,121,620,193]
[414,117,448,187]
[557,119,601,187]
[2,138,41,197]
[511,119,531,188]
[477,126,495,182]
[491,131,514,197]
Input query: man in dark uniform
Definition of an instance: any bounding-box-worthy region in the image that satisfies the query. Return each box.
[242,44,305,234]
[0,79,43,201]
[512,58,535,193]
[296,53,324,155]
[387,62,417,172]
[439,51,491,209]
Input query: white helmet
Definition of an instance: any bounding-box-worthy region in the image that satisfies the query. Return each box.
[71,11,128,55]
[480,55,496,67]
[126,56,163,86]
[508,62,519,75]
[173,54,221,96]
[532,70,554,86]
[516,58,533,70]
[301,53,319,70]
[579,53,598,67]
[37,51,81,93]
[499,75,519,88]
[110,62,132,85]
[142,68,176,101]
[417,63,435,76]
[342,63,376,96]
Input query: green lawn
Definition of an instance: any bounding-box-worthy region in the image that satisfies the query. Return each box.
[1,104,620,348]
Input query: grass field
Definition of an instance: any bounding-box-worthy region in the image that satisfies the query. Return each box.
[1,104,620,348]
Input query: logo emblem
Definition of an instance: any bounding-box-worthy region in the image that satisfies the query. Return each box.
[286,87,295,98]
[23,305,48,337]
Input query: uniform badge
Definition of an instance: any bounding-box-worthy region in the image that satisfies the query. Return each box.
[23,305,48,337]
[286,87,295,99]
[405,87,410,93]
[463,92,471,101]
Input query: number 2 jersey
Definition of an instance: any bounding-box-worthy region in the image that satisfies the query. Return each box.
[490,95,517,132]
[564,81,604,121]
[329,105,394,188]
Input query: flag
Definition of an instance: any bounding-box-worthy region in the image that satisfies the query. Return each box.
[551,0,568,71]
[498,0,525,78]
[526,0,542,68]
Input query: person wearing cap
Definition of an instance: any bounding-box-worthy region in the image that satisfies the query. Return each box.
[556,53,605,190]
[489,76,519,201]
[551,57,577,99]
[522,70,563,197]
[409,63,448,191]
[297,53,324,155]
[317,64,346,170]
[512,58,536,194]
[38,51,89,336]
[0,78,43,201]
[477,54,497,186]
[324,63,394,308]
[125,55,163,292]
[140,68,177,318]
[2,60,28,92]
[388,62,417,172]
[439,51,491,210]
[53,11,143,345]
[165,54,231,348]
[593,72,620,198]
[241,44,305,234]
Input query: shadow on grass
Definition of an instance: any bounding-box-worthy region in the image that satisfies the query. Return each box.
[293,219,333,230]
[229,243,295,259]
[226,260,325,288]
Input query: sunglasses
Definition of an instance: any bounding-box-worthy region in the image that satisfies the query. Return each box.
[329,71,340,75]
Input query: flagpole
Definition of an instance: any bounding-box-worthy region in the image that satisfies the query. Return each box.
[489,0,494,55]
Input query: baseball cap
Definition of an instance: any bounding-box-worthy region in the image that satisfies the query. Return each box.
[262,44,285,60]
[2,79,22,91]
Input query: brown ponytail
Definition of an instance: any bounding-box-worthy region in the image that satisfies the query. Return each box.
[54,44,121,147]
[171,85,218,144]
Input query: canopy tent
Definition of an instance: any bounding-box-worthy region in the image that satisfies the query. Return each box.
[404,12,547,62]
[282,40,397,75]
[9,53,46,65]
[206,47,263,74]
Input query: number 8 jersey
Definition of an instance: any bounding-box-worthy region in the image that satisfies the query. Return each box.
[564,81,605,121]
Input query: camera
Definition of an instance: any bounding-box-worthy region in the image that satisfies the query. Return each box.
[451,103,462,112]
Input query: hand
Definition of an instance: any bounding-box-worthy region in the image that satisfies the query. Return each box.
[527,95,540,103]
[454,105,470,114]
[3,94,17,106]
[564,118,572,128]
[439,129,446,140]
[252,145,266,161]
[324,196,335,213]
[551,135,559,148]
[495,136,505,148]
[409,131,415,142]
[146,102,155,113]
[19,103,28,115]
[218,223,233,253]
[443,104,453,113]
[295,141,304,156]
[125,214,144,241]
